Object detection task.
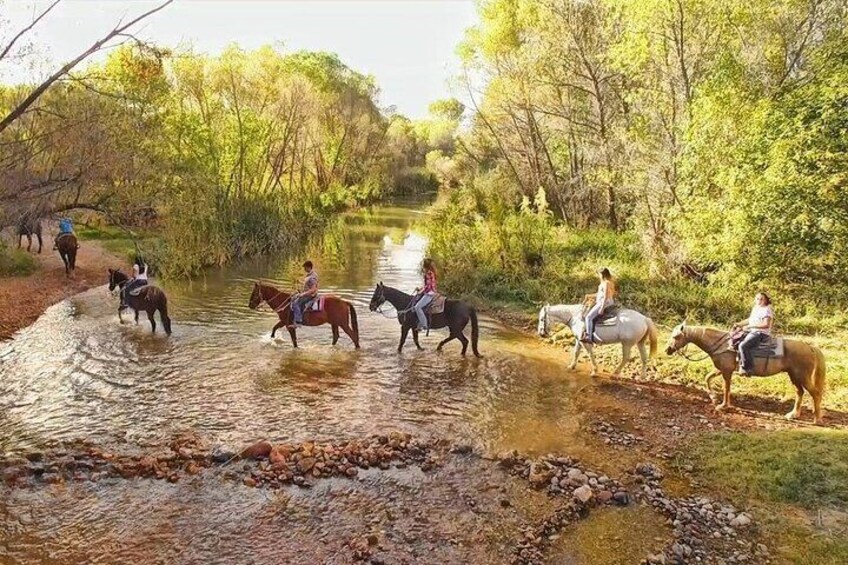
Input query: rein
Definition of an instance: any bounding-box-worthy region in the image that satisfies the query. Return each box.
[674,328,730,362]
[260,286,292,314]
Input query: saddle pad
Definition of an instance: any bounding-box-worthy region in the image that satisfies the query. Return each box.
[426,294,446,315]
[752,336,784,358]
[307,296,324,312]
[129,287,147,297]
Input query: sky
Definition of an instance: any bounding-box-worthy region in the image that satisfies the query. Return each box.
[1,0,478,118]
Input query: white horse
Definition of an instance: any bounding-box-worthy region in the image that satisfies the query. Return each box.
[538,303,658,378]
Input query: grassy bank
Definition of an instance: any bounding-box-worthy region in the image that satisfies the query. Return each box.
[0,245,38,277]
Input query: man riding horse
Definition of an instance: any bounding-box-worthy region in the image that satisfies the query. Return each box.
[289,260,318,329]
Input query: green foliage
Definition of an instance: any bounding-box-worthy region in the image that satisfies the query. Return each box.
[688,430,848,509]
[0,244,38,277]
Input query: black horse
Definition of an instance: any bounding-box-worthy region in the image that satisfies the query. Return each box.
[17,214,42,254]
[108,269,172,335]
[369,282,481,356]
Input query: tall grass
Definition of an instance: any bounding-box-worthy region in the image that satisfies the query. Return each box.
[0,244,38,277]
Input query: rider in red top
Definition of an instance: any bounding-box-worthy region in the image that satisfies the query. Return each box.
[414,258,437,330]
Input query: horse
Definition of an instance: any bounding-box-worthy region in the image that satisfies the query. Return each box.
[108,269,172,335]
[248,282,360,349]
[665,322,826,424]
[56,233,79,275]
[537,303,658,379]
[16,215,42,254]
[369,282,481,357]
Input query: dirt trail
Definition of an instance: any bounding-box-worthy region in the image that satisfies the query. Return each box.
[0,237,125,340]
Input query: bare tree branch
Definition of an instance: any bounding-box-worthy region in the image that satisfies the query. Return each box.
[0,0,60,63]
[0,0,173,135]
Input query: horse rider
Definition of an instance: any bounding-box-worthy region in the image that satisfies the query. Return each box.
[584,267,616,343]
[412,258,438,331]
[120,262,149,310]
[733,292,774,376]
[290,260,318,328]
[53,216,75,249]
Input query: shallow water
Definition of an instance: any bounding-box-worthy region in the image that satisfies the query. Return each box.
[0,199,665,564]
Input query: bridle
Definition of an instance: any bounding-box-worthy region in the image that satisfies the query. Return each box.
[256,285,292,314]
[670,327,730,362]
[372,285,414,320]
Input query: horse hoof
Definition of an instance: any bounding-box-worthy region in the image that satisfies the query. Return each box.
[784,411,799,420]
[612,373,622,379]
[715,403,729,412]
[589,371,598,377]
[567,365,576,371]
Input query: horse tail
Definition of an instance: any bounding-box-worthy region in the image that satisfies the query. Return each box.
[470,306,481,357]
[813,345,826,395]
[348,301,359,344]
[646,317,659,358]
[160,293,172,336]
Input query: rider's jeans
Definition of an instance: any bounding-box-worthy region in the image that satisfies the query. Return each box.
[739,332,768,372]
[585,302,604,341]
[414,293,435,329]
[292,294,312,323]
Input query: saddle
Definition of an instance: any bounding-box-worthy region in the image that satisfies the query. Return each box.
[303,296,324,312]
[581,301,621,327]
[424,294,446,315]
[730,330,784,358]
[128,283,149,297]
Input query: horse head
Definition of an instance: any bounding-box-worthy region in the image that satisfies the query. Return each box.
[665,321,688,355]
[248,282,262,310]
[108,268,127,292]
[369,282,386,312]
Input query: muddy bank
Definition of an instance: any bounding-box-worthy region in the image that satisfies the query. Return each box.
[0,240,124,340]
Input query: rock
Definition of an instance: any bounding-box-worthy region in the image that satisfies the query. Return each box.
[269,447,287,465]
[730,513,752,528]
[597,490,613,503]
[298,457,316,473]
[367,534,379,546]
[573,485,593,503]
[613,491,631,506]
[241,441,273,460]
[243,477,257,487]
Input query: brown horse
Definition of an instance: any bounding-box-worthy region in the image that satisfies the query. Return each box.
[17,214,43,253]
[248,282,360,349]
[56,233,78,275]
[665,322,826,424]
[108,269,172,335]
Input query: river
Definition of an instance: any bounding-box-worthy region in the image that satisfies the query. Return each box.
[0,198,668,564]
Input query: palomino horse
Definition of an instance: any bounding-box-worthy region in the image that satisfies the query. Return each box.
[538,303,658,378]
[56,233,78,276]
[665,323,826,424]
[248,282,360,349]
[368,283,481,357]
[108,269,172,335]
[17,215,42,253]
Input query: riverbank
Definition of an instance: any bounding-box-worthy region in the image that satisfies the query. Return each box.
[0,240,125,340]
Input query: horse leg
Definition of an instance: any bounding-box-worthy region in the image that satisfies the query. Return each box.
[147,310,157,333]
[340,323,358,348]
[636,341,648,380]
[398,325,411,353]
[612,344,632,378]
[785,382,804,421]
[288,327,298,348]
[716,372,733,411]
[331,325,340,345]
[271,320,285,338]
[458,330,469,355]
[568,341,582,370]
[584,343,600,376]
[118,306,125,324]
[36,232,42,254]
[412,328,424,350]
[704,370,721,404]
[436,334,457,351]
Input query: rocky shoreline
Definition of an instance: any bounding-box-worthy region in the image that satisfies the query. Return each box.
[1,432,771,564]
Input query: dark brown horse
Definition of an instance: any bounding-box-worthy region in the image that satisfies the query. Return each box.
[368,283,481,356]
[248,282,360,348]
[108,269,172,335]
[16,215,42,254]
[56,233,78,275]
